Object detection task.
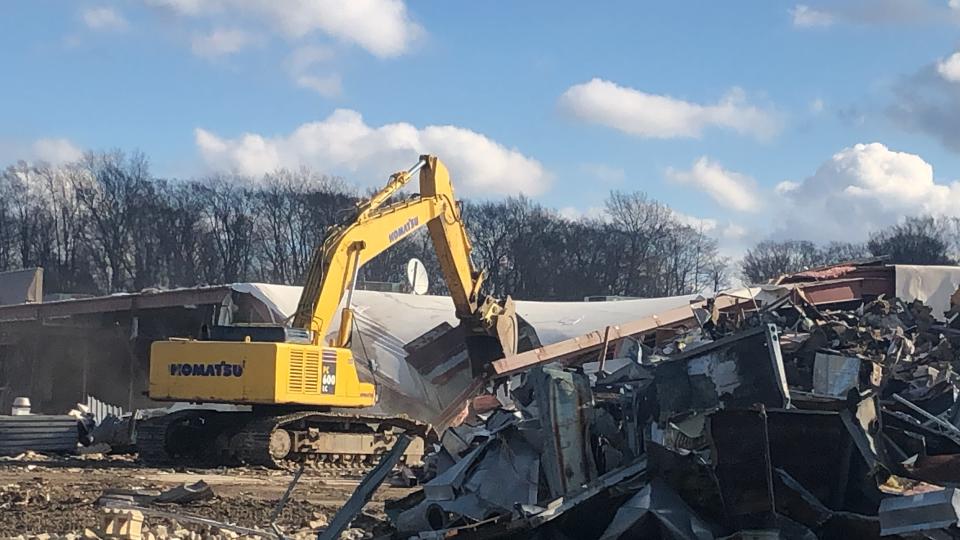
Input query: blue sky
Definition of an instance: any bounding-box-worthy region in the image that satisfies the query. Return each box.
[3,0,960,255]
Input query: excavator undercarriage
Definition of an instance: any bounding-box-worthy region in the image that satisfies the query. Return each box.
[137,408,429,472]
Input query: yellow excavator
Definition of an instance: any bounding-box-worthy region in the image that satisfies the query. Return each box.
[138,155,524,470]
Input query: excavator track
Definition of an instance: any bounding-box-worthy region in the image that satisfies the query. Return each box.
[137,409,431,475]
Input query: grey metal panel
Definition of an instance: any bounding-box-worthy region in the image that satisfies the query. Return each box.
[0,268,42,306]
[0,414,78,455]
[879,488,960,535]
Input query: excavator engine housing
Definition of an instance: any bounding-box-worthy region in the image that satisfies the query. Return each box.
[150,337,375,408]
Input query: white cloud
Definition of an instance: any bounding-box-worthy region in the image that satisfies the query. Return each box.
[191,28,256,58]
[786,0,956,27]
[789,5,835,27]
[809,98,825,113]
[31,138,83,165]
[937,51,960,82]
[722,223,748,240]
[559,79,779,140]
[666,157,761,212]
[287,45,335,73]
[82,7,129,31]
[672,210,753,258]
[559,206,608,222]
[775,180,800,195]
[295,74,342,97]
[194,109,549,196]
[147,0,206,15]
[286,46,341,97]
[952,0,960,10]
[579,163,626,184]
[672,210,718,233]
[148,0,422,58]
[776,142,960,241]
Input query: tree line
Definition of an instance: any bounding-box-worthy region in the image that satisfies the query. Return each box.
[741,216,960,283]
[0,151,728,301]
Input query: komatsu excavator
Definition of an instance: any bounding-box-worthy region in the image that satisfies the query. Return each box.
[140,155,525,470]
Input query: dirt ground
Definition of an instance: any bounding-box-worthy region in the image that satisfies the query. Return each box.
[0,453,413,538]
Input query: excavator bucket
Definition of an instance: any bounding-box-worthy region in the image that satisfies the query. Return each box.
[462,296,541,377]
[403,297,540,379]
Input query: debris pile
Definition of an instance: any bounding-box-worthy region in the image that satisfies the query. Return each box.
[0,396,137,458]
[381,285,960,539]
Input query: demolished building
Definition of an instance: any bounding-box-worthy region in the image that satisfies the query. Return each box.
[365,260,960,539]
[3,260,960,537]
[0,273,694,421]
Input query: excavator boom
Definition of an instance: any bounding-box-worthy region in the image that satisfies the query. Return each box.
[294,156,482,343]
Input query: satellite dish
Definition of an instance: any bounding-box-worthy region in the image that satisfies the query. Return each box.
[406,258,429,295]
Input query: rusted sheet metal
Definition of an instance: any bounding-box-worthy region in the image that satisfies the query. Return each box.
[790,277,893,306]
[533,367,597,498]
[776,259,892,285]
[787,265,858,281]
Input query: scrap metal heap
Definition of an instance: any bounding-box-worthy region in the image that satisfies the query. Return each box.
[379,275,960,539]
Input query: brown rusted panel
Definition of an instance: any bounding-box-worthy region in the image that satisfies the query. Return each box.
[791,275,895,306]
[795,281,862,305]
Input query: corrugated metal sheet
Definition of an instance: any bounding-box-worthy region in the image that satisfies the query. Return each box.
[85,395,125,425]
[0,415,78,455]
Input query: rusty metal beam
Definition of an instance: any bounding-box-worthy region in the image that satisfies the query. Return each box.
[488,296,749,378]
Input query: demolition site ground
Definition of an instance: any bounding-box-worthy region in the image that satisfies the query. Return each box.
[0,454,403,536]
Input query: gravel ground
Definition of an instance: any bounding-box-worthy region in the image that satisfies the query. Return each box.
[0,453,409,539]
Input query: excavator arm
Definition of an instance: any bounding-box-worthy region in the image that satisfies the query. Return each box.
[292,155,517,364]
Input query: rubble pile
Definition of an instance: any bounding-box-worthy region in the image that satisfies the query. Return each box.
[383,289,960,539]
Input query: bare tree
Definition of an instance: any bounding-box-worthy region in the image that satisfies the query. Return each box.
[73,151,152,292]
[198,176,257,284]
[1,149,738,302]
[604,191,674,296]
[742,240,822,283]
[868,216,954,265]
